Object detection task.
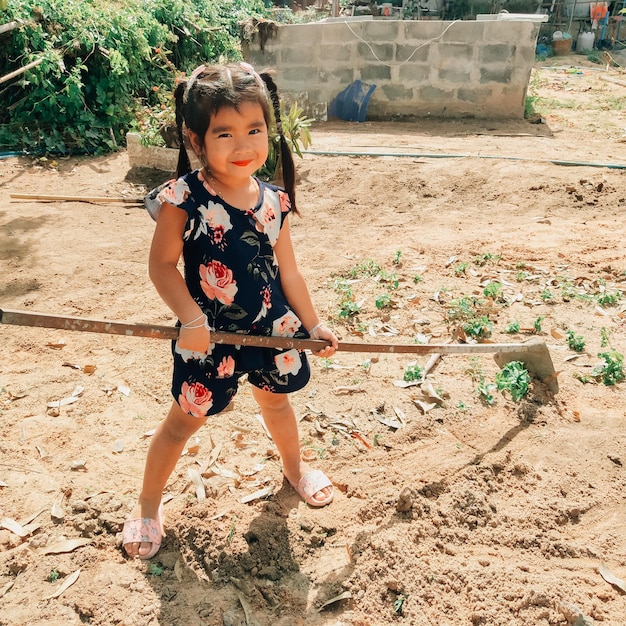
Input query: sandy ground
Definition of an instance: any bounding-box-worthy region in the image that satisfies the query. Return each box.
[1,56,626,626]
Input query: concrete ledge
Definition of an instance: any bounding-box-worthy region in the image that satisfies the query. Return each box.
[126,132,177,172]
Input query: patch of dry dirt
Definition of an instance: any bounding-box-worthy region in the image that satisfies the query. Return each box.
[1,56,625,626]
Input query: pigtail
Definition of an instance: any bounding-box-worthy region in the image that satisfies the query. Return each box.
[174,81,192,179]
[260,72,299,216]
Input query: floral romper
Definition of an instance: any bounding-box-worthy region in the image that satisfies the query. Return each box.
[147,170,311,418]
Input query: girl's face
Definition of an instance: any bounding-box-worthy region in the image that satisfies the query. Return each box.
[193,101,269,183]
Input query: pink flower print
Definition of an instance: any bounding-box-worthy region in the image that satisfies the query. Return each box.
[199,260,238,305]
[198,201,233,246]
[252,286,273,324]
[278,190,291,215]
[274,349,302,376]
[272,310,301,337]
[217,355,235,378]
[174,341,212,362]
[178,381,213,418]
[254,193,281,246]
[159,179,191,205]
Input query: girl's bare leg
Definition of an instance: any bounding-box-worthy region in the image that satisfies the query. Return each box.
[124,401,207,557]
[252,386,332,504]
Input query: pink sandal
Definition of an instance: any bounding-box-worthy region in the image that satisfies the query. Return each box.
[122,503,164,560]
[287,470,334,507]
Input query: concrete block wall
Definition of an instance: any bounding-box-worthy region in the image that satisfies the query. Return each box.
[243,19,540,120]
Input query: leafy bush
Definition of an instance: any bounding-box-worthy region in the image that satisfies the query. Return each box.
[0,0,270,154]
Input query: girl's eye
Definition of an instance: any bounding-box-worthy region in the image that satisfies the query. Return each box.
[218,133,231,138]
[249,128,261,135]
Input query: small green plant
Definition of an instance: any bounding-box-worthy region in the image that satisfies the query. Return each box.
[413,273,424,283]
[466,358,496,405]
[393,594,408,614]
[463,315,493,339]
[337,299,361,318]
[594,350,624,386]
[541,289,555,302]
[257,102,313,182]
[495,361,531,401]
[456,400,470,411]
[347,259,381,278]
[377,270,399,289]
[227,516,238,543]
[47,570,60,583]
[566,330,586,352]
[149,563,164,576]
[596,290,622,307]
[403,363,424,382]
[533,316,545,334]
[473,252,501,267]
[453,262,468,276]
[595,330,625,386]
[375,293,392,310]
[477,380,497,405]
[483,281,503,299]
[504,320,520,334]
[392,250,403,265]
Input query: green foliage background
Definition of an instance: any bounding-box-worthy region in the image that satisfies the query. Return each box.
[0,0,270,154]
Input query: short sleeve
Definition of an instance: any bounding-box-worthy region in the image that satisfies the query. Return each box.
[143,178,192,221]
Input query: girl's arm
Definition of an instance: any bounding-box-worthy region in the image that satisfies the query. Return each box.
[149,202,210,352]
[274,216,338,355]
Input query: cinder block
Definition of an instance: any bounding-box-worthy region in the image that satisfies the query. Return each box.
[479,44,515,64]
[361,65,392,81]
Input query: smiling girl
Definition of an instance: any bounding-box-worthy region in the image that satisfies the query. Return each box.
[123,63,338,560]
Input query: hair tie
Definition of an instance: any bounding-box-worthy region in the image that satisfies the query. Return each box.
[183,64,206,104]
[240,62,265,91]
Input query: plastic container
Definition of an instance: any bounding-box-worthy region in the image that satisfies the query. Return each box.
[552,38,572,55]
[381,2,393,16]
[576,31,595,52]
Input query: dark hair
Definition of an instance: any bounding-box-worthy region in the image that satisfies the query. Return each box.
[174,63,299,215]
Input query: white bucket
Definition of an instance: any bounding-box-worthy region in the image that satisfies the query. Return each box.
[576,31,595,52]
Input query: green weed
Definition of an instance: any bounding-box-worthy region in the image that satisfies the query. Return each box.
[403,363,424,382]
[453,262,468,276]
[483,282,503,299]
[566,330,586,352]
[392,250,403,265]
[504,320,520,334]
[375,294,392,309]
[594,350,625,386]
[495,361,531,401]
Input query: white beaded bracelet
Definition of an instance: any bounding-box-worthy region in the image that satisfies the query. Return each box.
[181,313,207,329]
[308,323,324,339]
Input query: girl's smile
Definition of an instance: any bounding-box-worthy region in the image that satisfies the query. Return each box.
[192,101,269,188]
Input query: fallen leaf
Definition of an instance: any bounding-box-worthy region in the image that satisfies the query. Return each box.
[112,439,125,454]
[318,590,352,612]
[43,568,80,600]
[374,415,404,430]
[82,365,96,374]
[70,459,87,470]
[0,580,15,598]
[551,328,565,339]
[143,428,156,438]
[420,380,444,402]
[188,467,206,501]
[333,384,365,395]
[39,538,91,555]
[118,385,130,396]
[50,501,65,521]
[46,340,67,349]
[240,486,274,504]
[598,561,626,593]
[414,399,438,414]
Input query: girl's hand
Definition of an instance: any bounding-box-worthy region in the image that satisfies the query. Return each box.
[308,324,338,357]
[177,316,212,353]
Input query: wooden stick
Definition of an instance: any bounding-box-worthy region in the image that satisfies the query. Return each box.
[599,75,626,88]
[10,193,143,204]
[0,21,19,35]
[0,57,44,86]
